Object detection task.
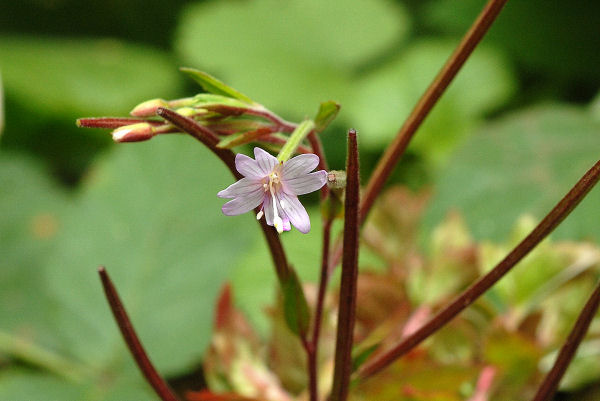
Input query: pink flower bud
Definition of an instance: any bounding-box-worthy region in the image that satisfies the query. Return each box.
[112,123,155,143]
[130,99,169,117]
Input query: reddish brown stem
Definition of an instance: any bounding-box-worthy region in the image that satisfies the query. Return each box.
[533,280,600,401]
[304,215,334,401]
[98,267,179,401]
[156,107,290,282]
[359,0,509,225]
[357,158,600,380]
[77,117,163,129]
[308,131,330,200]
[330,130,360,401]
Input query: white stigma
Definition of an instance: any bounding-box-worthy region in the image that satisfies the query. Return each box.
[270,188,283,234]
[256,210,264,220]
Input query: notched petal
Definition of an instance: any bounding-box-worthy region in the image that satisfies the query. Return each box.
[254,147,278,175]
[235,153,266,179]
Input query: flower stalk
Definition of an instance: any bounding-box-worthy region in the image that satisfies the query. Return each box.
[532,279,600,401]
[359,0,510,224]
[98,266,179,401]
[156,107,291,282]
[330,129,360,401]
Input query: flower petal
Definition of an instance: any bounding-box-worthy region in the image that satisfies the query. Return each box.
[283,170,327,196]
[254,147,278,176]
[282,154,320,178]
[278,192,311,233]
[221,191,265,216]
[218,177,263,199]
[262,192,274,226]
[235,153,266,179]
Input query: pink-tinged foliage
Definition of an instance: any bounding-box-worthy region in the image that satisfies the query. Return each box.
[218,148,327,234]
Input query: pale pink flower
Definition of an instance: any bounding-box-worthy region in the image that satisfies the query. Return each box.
[218,147,327,234]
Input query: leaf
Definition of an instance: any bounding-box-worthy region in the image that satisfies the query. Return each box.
[0,36,183,180]
[0,36,182,118]
[314,101,341,133]
[346,39,516,164]
[43,136,255,374]
[282,267,310,338]
[230,210,324,336]
[181,68,254,104]
[0,370,88,401]
[216,127,272,149]
[0,152,67,352]
[175,0,409,118]
[423,104,600,242]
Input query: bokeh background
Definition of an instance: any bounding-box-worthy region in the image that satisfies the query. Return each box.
[1,0,599,399]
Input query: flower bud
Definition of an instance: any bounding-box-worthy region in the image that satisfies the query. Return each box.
[112,123,155,142]
[130,98,169,117]
[327,170,346,189]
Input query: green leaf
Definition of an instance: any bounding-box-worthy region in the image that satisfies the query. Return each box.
[346,39,516,164]
[230,210,326,335]
[0,36,182,118]
[175,0,410,118]
[277,119,315,162]
[0,370,88,401]
[216,127,272,149]
[181,68,254,104]
[314,101,340,133]
[43,136,255,374]
[423,104,600,242]
[0,152,67,353]
[282,267,310,338]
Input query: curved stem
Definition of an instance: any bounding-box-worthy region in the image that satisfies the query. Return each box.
[98,267,179,401]
[357,159,600,380]
[533,280,600,401]
[156,107,290,282]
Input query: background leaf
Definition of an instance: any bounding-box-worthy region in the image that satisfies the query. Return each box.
[423,103,600,242]
[42,136,255,374]
[0,36,182,182]
[175,0,410,119]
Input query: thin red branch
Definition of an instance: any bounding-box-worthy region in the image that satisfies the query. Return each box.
[533,280,600,401]
[330,129,360,401]
[98,267,179,401]
[77,117,163,129]
[156,107,291,282]
[307,131,330,200]
[357,158,600,380]
[327,0,509,273]
[359,0,509,225]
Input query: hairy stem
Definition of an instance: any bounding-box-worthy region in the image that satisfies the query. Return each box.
[98,267,179,401]
[156,107,291,282]
[330,129,360,401]
[357,158,600,379]
[533,280,600,401]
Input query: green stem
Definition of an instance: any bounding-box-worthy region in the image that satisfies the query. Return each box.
[277,120,315,162]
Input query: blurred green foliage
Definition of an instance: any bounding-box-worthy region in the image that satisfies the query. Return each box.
[1,0,599,399]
